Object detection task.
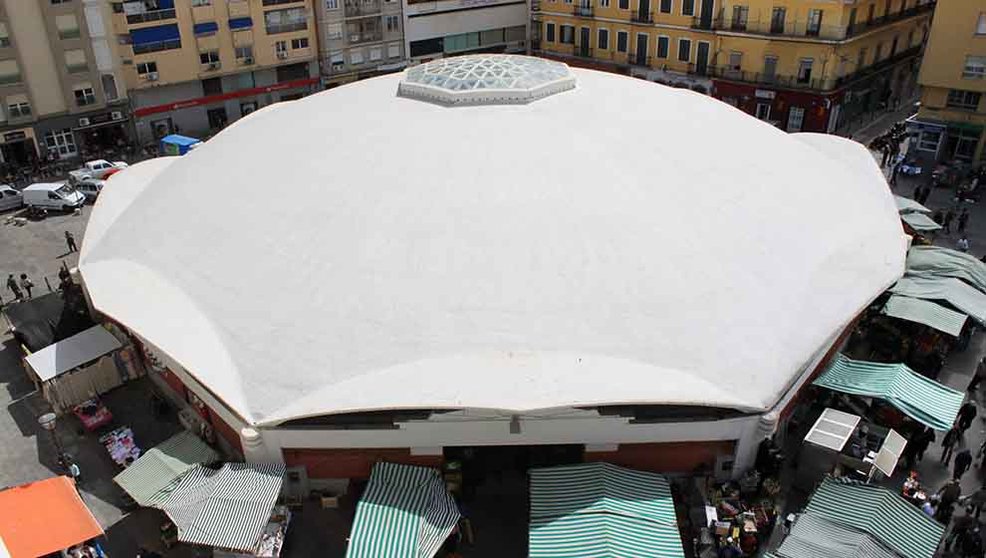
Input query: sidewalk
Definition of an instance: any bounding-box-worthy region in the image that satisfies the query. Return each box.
[842,99,918,147]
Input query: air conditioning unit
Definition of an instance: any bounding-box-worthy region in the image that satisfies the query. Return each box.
[242,56,254,65]
[208,62,220,70]
[78,117,90,127]
[146,72,159,81]
[111,111,123,120]
[277,51,288,59]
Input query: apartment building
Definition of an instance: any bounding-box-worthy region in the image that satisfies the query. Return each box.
[909,0,986,164]
[404,0,528,63]
[116,0,319,144]
[316,0,406,87]
[534,0,934,133]
[0,0,130,166]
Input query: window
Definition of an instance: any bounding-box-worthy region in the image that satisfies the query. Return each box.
[600,0,609,7]
[890,35,898,56]
[883,0,890,16]
[235,45,253,59]
[199,50,220,64]
[369,47,381,61]
[964,56,986,79]
[275,40,287,52]
[681,0,694,16]
[656,35,669,58]
[136,61,158,74]
[618,0,628,9]
[202,76,222,95]
[597,28,609,50]
[329,51,344,69]
[73,86,95,106]
[947,90,982,110]
[264,7,306,34]
[755,102,771,120]
[328,23,343,40]
[0,22,9,48]
[616,30,628,52]
[728,51,742,70]
[545,22,555,42]
[386,15,399,32]
[978,13,986,35]
[857,48,867,69]
[677,38,691,62]
[806,9,822,37]
[8,101,30,118]
[770,7,785,34]
[659,0,671,13]
[560,24,574,44]
[388,43,400,58]
[325,0,339,8]
[192,0,211,5]
[917,130,941,152]
[797,58,813,83]
[350,49,363,64]
[763,56,777,79]
[101,74,118,100]
[786,106,804,132]
[291,37,309,49]
[867,4,874,21]
[731,6,748,30]
[55,14,80,40]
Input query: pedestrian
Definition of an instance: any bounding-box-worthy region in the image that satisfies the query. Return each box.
[943,426,962,465]
[68,460,81,484]
[938,479,963,523]
[921,185,933,205]
[959,400,978,432]
[955,447,974,479]
[890,162,900,187]
[945,208,956,234]
[959,208,971,234]
[971,358,986,394]
[958,235,971,253]
[914,184,923,200]
[64,231,77,253]
[961,527,984,558]
[913,426,936,463]
[934,209,945,225]
[18,273,33,298]
[5,274,22,300]
[962,484,986,519]
[946,506,977,552]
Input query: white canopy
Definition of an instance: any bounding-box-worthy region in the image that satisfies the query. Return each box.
[25,325,122,382]
[79,57,908,425]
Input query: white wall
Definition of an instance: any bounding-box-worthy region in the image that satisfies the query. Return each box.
[404,2,527,45]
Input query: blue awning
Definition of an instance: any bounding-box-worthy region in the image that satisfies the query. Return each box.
[193,22,218,35]
[229,17,253,30]
[158,0,175,8]
[130,24,180,45]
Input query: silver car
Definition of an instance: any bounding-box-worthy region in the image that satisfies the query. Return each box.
[76,178,105,203]
[0,184,22,211]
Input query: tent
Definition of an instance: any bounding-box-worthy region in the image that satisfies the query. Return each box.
[900,212,942,232]
[814,354,964,431]
[893,196,931,214]
[529,462,685,558]
[0,476,104,558]
[1,292,93,352]
[156,462,284,552]
[906,245,986,294]
[346,461,460,558]
[890,276,986,325]
[114,430,220,506]
[23,325,125,411]
[881,295,968,337]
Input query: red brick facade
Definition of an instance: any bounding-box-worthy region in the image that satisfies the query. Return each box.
[583,440,736,474]
[282,448,444,479]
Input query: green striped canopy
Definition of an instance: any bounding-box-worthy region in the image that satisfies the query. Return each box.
[529,462,685,558]
[775,513,899,558]
[814,354,963,431]
[113,430,220,506]
[346,462,460,558]
[890,275,986,325]
[881,295,968,337]
[803,477,944,558]
[900,212,942,232]
[906,245,986,294]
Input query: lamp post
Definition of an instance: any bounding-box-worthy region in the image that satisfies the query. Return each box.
[38,412,65,466]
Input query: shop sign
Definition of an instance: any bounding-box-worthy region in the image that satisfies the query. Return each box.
[3,131,26,143]
[755,89,776,99]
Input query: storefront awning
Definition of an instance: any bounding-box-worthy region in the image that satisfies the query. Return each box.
[346,462,460,558]
[894,195,931,214]
[900,212,941,232]
[25,325,122,382]
[529,462,685,558]
[157,462,284,552]
[906,245,986,295]
[890,275,986,325]
[881,295,968,337]
[814,354,963,431]
[113,430,219,506]
[0,477,104,558]
[802,477,943,558]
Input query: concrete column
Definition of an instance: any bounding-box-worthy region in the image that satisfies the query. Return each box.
[731,411,778,479]
[241,427,276,464]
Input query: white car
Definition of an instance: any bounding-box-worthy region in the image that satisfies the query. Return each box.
[0,184,22,211]
[76,178,105,203]
[70,159,128,181]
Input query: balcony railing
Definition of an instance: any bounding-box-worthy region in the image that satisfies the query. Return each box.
[0,73,21,85]
[348,31,382,44]
[265,21,308,34]
[132,38,181,55]
[690,16,714,30]
[573,5,593,17]
[628,53,650,67]
[59,29,82,40]
[344,1,382,18]
[711,1,933,40]
[845,2,935,37]
[126,9,176,25]
[631,11,653,23]
[832,45,922,87]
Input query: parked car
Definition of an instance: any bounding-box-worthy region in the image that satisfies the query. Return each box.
[22,182,85,211]
[0,184,22,211]
[68,159,128,182]
[76,178,105,203]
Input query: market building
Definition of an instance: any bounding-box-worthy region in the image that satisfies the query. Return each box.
[78,55,908,501]
[315,0,408,88]
[532,0,934,133]
[0,0,131,166]
[117,0,320,144]
[908,0,986,164]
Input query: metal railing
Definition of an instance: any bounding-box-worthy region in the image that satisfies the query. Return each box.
[126,9,176,25]
[345,1,382,18]
[690,16,714,29]
[631,11,653,23]
[132,38,181,55]
[58,29,81,40]
[265,21,308,34]
[347,31,382,44]
[707,1,933,40]
[845,2,935,37]
[573,5,593,17]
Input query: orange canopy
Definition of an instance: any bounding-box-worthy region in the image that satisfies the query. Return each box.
[0,476,104,558]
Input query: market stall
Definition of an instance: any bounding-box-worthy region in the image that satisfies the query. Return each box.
[906,245,986,294]
[100,426,141,468]
[881,295,968,338]
[160,134,202,156]
[73,398,113,432]
[890,276,986,326]
[113,430,219,506]
[901,212,942,234]
[0,476,107,558]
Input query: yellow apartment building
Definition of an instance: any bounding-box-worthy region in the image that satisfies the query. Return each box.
[910,0,986,163]
[533,0,934,133]
[0,0,130,166]
[116,0,319,144]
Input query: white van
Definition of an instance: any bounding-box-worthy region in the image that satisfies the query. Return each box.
[23,182,85,211]
[0,184,22,211]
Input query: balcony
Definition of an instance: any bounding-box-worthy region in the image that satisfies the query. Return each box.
[126,9,176,25]
[573,5,593,17]
[712,1,934,41]
[833,45,922,87]
[845,1,935,38]
[0,73,21,85]
[690,16,714,30]
[200,61,222,73]
[630,11,653,23]
[628,53,650,67]
[265,21,308,34]
[345,0,382,18]
[66,63,89,74]
[58,28,82,40]
[348,31,382,44]
[706,65,827,90]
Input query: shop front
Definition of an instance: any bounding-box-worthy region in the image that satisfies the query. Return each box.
[711,80,839,133]
[0,127,39,168]
[73,110,131,157]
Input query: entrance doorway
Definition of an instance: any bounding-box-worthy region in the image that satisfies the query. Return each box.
[578,27,591,57]
[638,0,650,21]
[635,33,649,65]
[695,41,710,75]
[207,107,228,130]
[0,138,34,168]
[698,0,714,28]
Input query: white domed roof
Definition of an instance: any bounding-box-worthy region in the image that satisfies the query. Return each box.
[80,58,906,425]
